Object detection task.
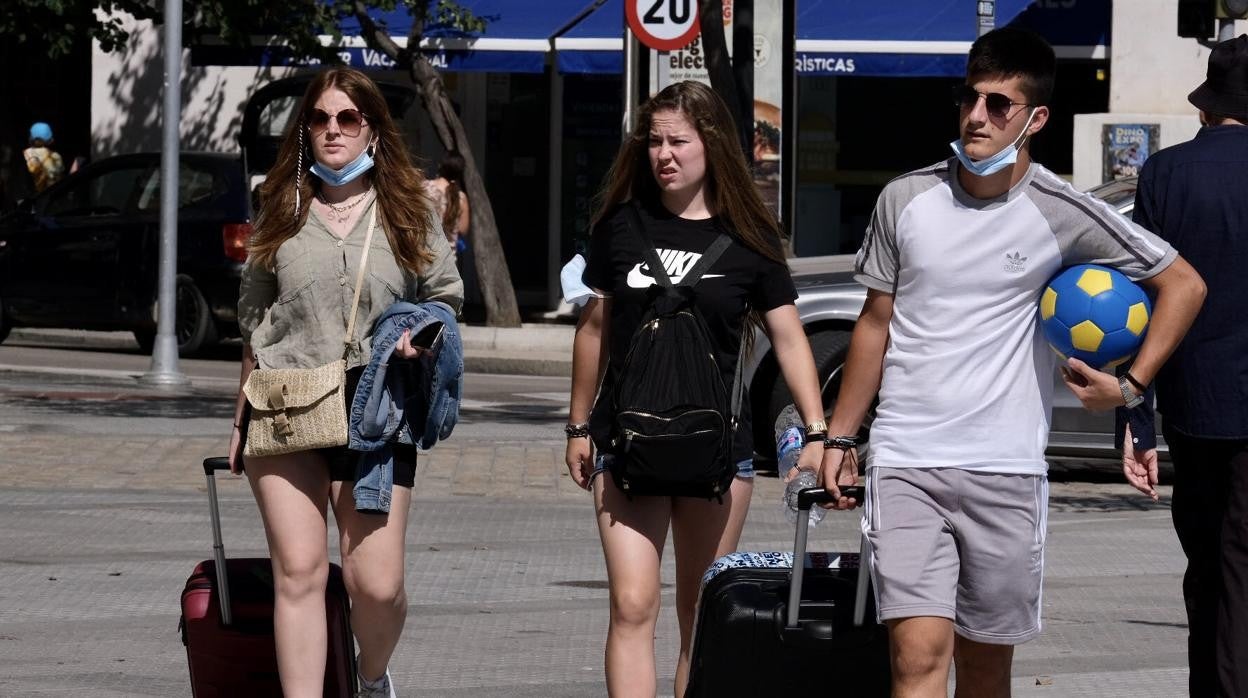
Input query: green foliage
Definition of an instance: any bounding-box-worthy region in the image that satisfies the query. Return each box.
[0,0,484,61]
[0,0,157,58]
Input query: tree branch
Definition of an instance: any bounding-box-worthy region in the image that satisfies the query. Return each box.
[352,0,406,60]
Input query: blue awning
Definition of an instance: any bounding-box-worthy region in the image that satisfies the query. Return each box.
[554,0,623,75]
[190,0,596,73]
[552,0,1111,77]
[796,0,1111,77]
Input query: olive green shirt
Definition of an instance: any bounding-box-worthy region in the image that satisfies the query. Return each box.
[239,197,464,370]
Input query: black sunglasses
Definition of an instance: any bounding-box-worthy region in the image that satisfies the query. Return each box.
[308,108,368,137]
[952,85,1033,119]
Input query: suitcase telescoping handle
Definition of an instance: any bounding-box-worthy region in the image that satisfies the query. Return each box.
[202,457,234,626]
[786,487,870,632]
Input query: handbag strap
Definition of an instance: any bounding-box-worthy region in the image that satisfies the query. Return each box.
[342,205,378,357]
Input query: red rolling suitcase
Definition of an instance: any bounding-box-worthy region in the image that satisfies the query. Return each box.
[179,457,357,697]
[685,487,892,697]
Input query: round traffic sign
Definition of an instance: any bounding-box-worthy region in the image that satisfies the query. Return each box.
[626,0,701,51]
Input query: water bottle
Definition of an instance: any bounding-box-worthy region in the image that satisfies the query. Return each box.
[774,404,825,527]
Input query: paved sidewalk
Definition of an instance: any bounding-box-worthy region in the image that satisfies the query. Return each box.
[0,366,1194,696]
[0,477,1189,697]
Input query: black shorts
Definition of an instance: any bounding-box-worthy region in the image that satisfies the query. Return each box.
[316,366,417,488]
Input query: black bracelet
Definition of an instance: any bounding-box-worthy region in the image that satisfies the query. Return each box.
[823,435,861,450]
[564,423,591,439]
[805,432,827,444]
[1124,371,1148,393]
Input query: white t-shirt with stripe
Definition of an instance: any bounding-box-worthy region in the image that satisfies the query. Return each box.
[855,159,1176,475]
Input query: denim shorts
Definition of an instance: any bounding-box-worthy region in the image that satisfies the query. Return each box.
[591,454,755,485]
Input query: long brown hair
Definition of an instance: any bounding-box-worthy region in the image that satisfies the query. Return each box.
[593,80,785,267]
[437,151,466,235]
[248,67,436,272]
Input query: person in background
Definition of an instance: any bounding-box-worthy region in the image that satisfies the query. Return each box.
[23,122,64,194]
[1121,34,1248,697]
[424,151,471,251]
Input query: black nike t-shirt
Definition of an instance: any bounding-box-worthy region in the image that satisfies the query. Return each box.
[583,200,798,462]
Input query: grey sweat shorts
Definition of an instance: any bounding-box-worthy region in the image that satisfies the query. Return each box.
[863,466,1049,645]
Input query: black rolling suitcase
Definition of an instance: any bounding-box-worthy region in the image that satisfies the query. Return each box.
[685,487,891,697]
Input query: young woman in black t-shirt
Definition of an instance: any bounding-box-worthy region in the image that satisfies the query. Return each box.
[565,80,829,697]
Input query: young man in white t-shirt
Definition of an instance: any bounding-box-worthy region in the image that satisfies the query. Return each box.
[817,28,1206,697]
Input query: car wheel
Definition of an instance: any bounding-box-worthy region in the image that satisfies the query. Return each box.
[133,275,217,356]
[764,329,872,455]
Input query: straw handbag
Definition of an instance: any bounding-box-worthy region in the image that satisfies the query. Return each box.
[242,208,377,457]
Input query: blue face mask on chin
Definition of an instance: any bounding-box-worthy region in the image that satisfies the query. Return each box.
[309,144,375,186]
[950,108,1037,177]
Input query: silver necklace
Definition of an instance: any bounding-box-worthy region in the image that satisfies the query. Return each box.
[318,190,371,223]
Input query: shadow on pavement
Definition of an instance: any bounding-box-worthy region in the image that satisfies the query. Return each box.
[1048,491,1172,514]
[3,394,235,420]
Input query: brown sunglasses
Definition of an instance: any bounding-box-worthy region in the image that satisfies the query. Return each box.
[308,108,369,137]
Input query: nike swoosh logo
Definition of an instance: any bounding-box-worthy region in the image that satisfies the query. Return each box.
[627,263,725,288]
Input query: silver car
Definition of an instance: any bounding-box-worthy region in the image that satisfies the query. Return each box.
[745,176,1150,469]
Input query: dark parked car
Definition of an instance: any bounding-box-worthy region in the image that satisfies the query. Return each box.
[0,152,250,354]
[746,176,1148,469]
[0,75,418,357]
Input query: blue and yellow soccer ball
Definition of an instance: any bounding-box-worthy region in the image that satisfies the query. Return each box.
[1038,264,1151,370]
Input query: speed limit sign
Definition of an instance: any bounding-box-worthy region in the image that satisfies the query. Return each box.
[626,0,700,51]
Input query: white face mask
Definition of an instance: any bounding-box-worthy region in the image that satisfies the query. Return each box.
[949,108,1037,177]
[560,254,604,307]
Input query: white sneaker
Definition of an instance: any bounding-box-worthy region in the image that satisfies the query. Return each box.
[356,668,396,698]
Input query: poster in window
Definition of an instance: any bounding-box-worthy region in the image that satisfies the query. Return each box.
[1102,123,1160,181]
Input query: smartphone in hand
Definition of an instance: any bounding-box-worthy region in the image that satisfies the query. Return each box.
[410,321,446,357]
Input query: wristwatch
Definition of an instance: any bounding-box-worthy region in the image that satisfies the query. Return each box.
[804,420,828,436]
[1118,375,1145,409]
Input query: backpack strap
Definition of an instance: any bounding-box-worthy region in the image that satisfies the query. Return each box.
[624,201,732,288]
[624,203,674,288]
[729,326,746,424]
[681,234,732,287]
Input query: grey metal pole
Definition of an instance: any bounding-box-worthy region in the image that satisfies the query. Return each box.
[140,0,190,389]
[1218,18,1236,43]
[623,27,638,139]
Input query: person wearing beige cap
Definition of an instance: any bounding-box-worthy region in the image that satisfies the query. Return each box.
[1122,33,1248,697]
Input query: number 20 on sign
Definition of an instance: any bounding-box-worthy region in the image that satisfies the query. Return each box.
[627,0,701,51]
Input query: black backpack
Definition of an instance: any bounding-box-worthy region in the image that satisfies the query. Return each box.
[589,204,745,500]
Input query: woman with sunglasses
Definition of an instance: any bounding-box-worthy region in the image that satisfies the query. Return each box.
[230,67,463,698]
